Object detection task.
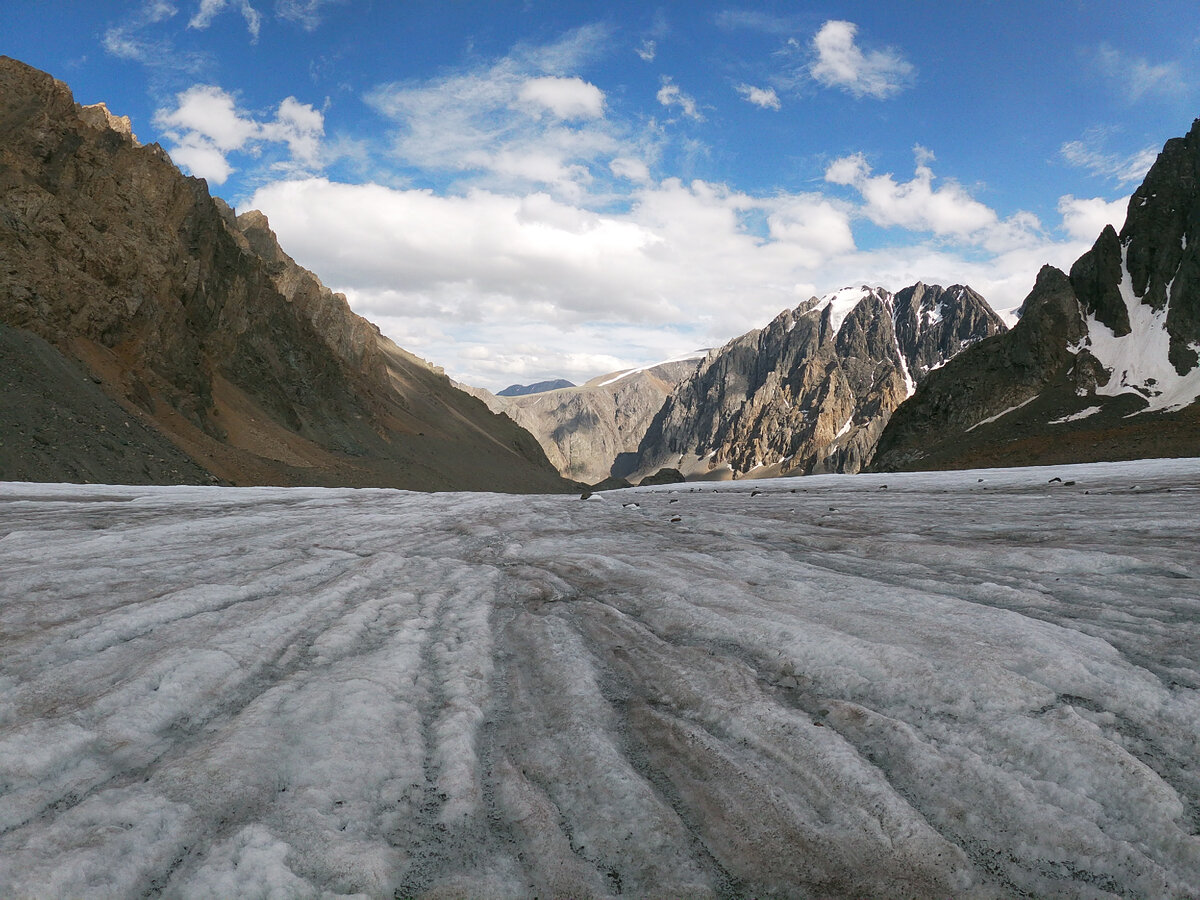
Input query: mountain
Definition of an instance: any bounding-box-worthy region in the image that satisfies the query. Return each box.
[496,379,576,397]
[871,119,1200,472]
[633,284,1006,480]
[468,355,704,484]
[0,57,568,492]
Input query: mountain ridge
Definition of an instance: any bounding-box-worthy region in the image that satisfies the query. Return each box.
[871,118,1200,472]
[0,56,570,491]
[632,282,1006,480]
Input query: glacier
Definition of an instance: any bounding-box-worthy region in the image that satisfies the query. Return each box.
[1,459,1198,898]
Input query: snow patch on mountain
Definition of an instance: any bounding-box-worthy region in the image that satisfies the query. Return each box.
[1076,245,1200,413]
[820,285,883,336]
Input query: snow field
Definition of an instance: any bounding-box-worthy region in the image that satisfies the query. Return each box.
[1,459,1199,898]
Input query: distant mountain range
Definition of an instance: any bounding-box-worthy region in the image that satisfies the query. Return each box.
[871,118,1200,472]
[466,355,704,484]
[496,379,576,397]
[0,57,568,492]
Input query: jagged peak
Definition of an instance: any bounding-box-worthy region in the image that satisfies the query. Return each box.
[76,102,139,145]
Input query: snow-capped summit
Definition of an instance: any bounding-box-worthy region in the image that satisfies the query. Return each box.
[632,281,1005,480]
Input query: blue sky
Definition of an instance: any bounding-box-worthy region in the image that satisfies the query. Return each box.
[5,1,1199,389]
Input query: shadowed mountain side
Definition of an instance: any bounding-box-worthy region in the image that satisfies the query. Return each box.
[0,324,212,484]
[0,57,569,492]
[871,119,1200,473]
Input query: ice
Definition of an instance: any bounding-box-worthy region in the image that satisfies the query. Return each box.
[2,459,1199,897]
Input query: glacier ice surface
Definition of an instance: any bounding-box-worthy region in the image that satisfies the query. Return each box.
[1,459,1199,898]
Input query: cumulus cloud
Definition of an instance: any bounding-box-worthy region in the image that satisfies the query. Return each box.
[154,85,324,183]
[825,149,1020,243]
[188,0,262,40]
[656,77,704,121]
[247,159,1122,387]
[1058,194,1129,241]
[810,20,914,99]
[517,76,606,120]
[1060,133,1158,186]
[735,83,781,110]
[610,157,652,182]
[1090,44,1185,103]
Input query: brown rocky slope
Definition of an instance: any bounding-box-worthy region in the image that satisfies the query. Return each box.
[0,57,569,491]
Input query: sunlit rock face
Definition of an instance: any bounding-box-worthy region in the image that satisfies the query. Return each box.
[2,459,1198,898]
[633,283,1004,481]
[873,119,1200,473]
[469,356,703,484]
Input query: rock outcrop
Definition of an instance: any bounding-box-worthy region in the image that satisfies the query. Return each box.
[471,357,703,484]
[633,284,1006,480]
[0,56,568,491]
[871,119,1200,472]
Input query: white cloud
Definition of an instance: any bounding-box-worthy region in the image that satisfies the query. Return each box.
[188,0,262,40]
[810,20,914,99]
[656,77,704,121]
[735,83,781,110]
[1058,194,1129,241]
[365,27,633,200]
[825,150,1015,242]
[260,96,326,167]
[275,0,342,30]
[1060,136,1158,186]
[202,28,1124,389]
[636,39,656,62]
[101,1,207,72]
[610,157,651,182]
[517,76,605,120]
[154,85,324,184]
[1091,44,1185,102]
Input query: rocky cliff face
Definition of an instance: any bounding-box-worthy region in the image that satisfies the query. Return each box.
[871,119,1200,472]
[0,56,567,491]
[469,357,702,484]
[633,284,1006,479]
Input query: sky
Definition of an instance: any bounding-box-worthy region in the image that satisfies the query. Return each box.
[4,1,1199,390]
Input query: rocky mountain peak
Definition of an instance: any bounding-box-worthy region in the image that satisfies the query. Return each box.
[77,102,139,145]
[632,281,1006,480]
[871,119,1200,473]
